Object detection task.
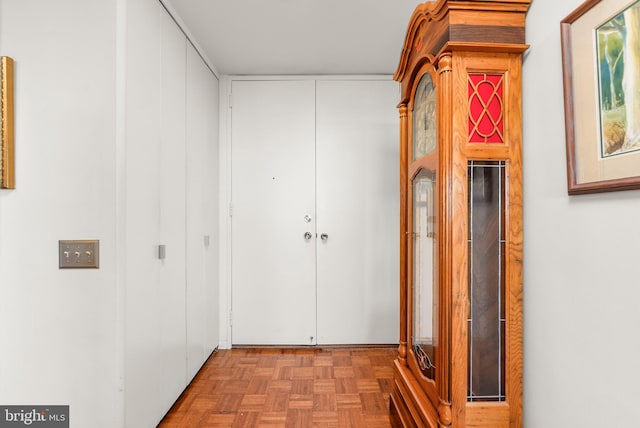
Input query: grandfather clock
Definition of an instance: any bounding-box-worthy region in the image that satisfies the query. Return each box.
[390,1,530,427]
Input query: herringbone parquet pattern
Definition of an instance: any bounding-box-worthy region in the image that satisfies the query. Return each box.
[158,347,397,427]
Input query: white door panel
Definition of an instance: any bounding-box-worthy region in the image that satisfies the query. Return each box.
[231,80,317,345]
[158,8,187,400]
[186,43,219,379]
[315,80,400,344]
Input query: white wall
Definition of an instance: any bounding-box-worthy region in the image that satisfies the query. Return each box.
[523,1,640,426]
[0,1,120,427]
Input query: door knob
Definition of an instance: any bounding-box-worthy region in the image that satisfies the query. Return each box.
[304,232,313,240]
[320,233,329,241]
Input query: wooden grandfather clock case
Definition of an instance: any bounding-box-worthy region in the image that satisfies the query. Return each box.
[390,1,530,427]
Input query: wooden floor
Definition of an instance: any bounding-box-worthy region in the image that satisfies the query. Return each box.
[158,347,397,427]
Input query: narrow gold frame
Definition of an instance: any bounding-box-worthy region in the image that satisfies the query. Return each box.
[1,56,15,189]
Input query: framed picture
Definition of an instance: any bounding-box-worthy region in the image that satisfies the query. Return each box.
[561,0,640,194]
[1,56,14,189]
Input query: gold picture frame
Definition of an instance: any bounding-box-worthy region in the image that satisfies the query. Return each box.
[1,56,14,189]
[561,0,640,194]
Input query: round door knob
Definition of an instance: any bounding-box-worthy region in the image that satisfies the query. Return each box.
[320,233,329,241]
[304,232,313,240]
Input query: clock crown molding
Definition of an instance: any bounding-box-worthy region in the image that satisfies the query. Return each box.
[394,0,532,85]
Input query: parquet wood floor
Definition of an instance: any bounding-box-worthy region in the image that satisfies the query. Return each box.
[158,347,397,427]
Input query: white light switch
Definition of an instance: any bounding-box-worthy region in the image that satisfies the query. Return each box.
[59,240,99,269]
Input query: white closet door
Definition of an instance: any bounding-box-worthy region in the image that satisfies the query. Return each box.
[186,43,219,380]
[315,80,400,344]
[157,6,187,398]
[231,80,317,345]
[125,3,187,427]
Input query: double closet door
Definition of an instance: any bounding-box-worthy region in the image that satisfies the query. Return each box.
[231,79,399,345]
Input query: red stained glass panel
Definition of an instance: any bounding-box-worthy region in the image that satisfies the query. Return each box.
[468,73,504,144]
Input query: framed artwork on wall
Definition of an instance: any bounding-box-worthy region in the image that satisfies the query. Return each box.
[561,0,640,194]
[1,56,14,189]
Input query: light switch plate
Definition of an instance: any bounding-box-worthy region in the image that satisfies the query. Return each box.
[59,240,99,269]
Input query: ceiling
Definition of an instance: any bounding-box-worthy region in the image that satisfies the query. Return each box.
[163,0,421,76]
